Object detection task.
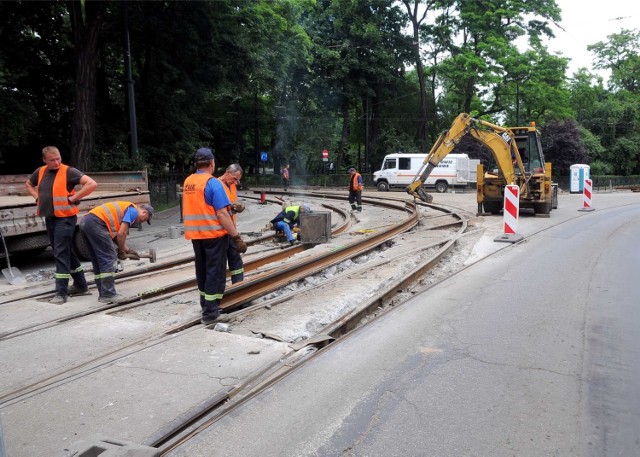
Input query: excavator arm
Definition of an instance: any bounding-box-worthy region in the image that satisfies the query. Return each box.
[406,113,526,203]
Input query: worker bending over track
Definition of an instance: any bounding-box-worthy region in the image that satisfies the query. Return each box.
[79,201,154,304]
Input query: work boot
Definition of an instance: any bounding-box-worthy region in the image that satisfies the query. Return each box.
[201,311,221,325]
[98,294,126,304]
[68,284,91,296]
[49,295,67,305]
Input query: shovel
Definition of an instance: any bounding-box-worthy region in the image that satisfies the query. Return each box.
[0,229,26,285]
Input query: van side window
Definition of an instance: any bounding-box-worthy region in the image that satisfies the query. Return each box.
[383,159,396,170]
[398,157,411,170]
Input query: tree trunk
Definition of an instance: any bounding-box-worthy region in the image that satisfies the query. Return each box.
[337,97,350,172]
[368,92,382,172]
[402,1,435,148]
[68,1,104,171]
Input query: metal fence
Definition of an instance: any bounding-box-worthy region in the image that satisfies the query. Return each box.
[148,173,188,209]
[554,175,640,192]
[147,172,640,208]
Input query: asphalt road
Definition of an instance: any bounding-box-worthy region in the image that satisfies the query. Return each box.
[172,196,640,456]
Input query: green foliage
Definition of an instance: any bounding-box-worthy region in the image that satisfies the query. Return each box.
[588,160,612,176]
[0,0,638,180]
[588,29,640,93]
[540,119,588,176]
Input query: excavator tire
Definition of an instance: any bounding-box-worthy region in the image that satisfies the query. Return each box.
[552,185,559,209]
[534,201,551,216]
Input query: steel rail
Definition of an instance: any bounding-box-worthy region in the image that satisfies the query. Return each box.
[0,197,415,405]
[153,203,468,453]
[0,202,349,306]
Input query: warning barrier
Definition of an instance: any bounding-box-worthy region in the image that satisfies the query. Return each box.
[494,184,523,243]
[578,178,595,212]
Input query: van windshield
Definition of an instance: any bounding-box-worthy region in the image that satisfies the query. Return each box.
[382,158,396,170]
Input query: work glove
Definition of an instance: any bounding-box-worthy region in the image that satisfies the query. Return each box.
[293,227,301,233]
[126,249,140,260]
[67,196,80,206]
[117,251,128,260]
[233,235,248,254]
[231,202,245,213]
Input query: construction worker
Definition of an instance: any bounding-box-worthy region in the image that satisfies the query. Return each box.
[219,163,245,284]
[270,204,311,245]
[183,148,248,325]
[282,164,290,191]
[26,146,98,304]
[79,201,155,304]
[348,167,363,212]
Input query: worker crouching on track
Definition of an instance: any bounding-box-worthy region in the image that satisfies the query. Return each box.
[270,204,311,245]
[79,201,155,304]
[183,148,248,325]
[219,163,245,284]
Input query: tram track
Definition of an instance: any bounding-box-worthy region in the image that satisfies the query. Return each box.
[0,192,472,456]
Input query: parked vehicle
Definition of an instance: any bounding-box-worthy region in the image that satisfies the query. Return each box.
[373,153,479,193]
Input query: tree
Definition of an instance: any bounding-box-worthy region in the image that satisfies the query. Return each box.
[401,0,437,145]
[308,0,412,171]
[435,0,562,116]
[68,0,105,170]
[0,1,73,172]
[541,119,588,177]
[588,29,640,94]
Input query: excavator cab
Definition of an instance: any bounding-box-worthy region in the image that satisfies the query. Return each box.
[511,125,545,175]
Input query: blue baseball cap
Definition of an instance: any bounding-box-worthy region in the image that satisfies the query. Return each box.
[195,147,214,162]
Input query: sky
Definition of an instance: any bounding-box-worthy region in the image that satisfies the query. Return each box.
[543,0,639,79]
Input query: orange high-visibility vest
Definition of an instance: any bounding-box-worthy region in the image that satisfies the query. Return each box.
[90,201,136,239]
[222,181,238,224]
[350,172,363,191]
[183,173,226,240]
[37,164,79,217]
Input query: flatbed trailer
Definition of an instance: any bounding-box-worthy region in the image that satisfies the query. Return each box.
[0,170,151,259]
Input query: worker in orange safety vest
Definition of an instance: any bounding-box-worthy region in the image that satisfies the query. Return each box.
[219,163,245,284]
[183,148,247,325]
[348,167,363,212]
[80,201,154,304]
[26,146,97,304]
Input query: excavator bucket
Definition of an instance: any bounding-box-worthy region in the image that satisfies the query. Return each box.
[416,187,434,203]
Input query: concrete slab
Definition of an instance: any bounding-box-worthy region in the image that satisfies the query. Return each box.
[1,328,291,457]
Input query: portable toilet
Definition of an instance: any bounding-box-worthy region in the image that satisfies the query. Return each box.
[570,164,590,193]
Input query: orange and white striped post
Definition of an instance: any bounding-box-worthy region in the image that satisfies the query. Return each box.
[495,185,523,243]
[578,178,595,212]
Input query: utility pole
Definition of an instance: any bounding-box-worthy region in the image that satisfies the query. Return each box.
[122,0,138,158]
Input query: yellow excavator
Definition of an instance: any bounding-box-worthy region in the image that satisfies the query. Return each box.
[406,112,558,215]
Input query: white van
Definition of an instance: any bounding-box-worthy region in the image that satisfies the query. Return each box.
[373,153,479,193]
